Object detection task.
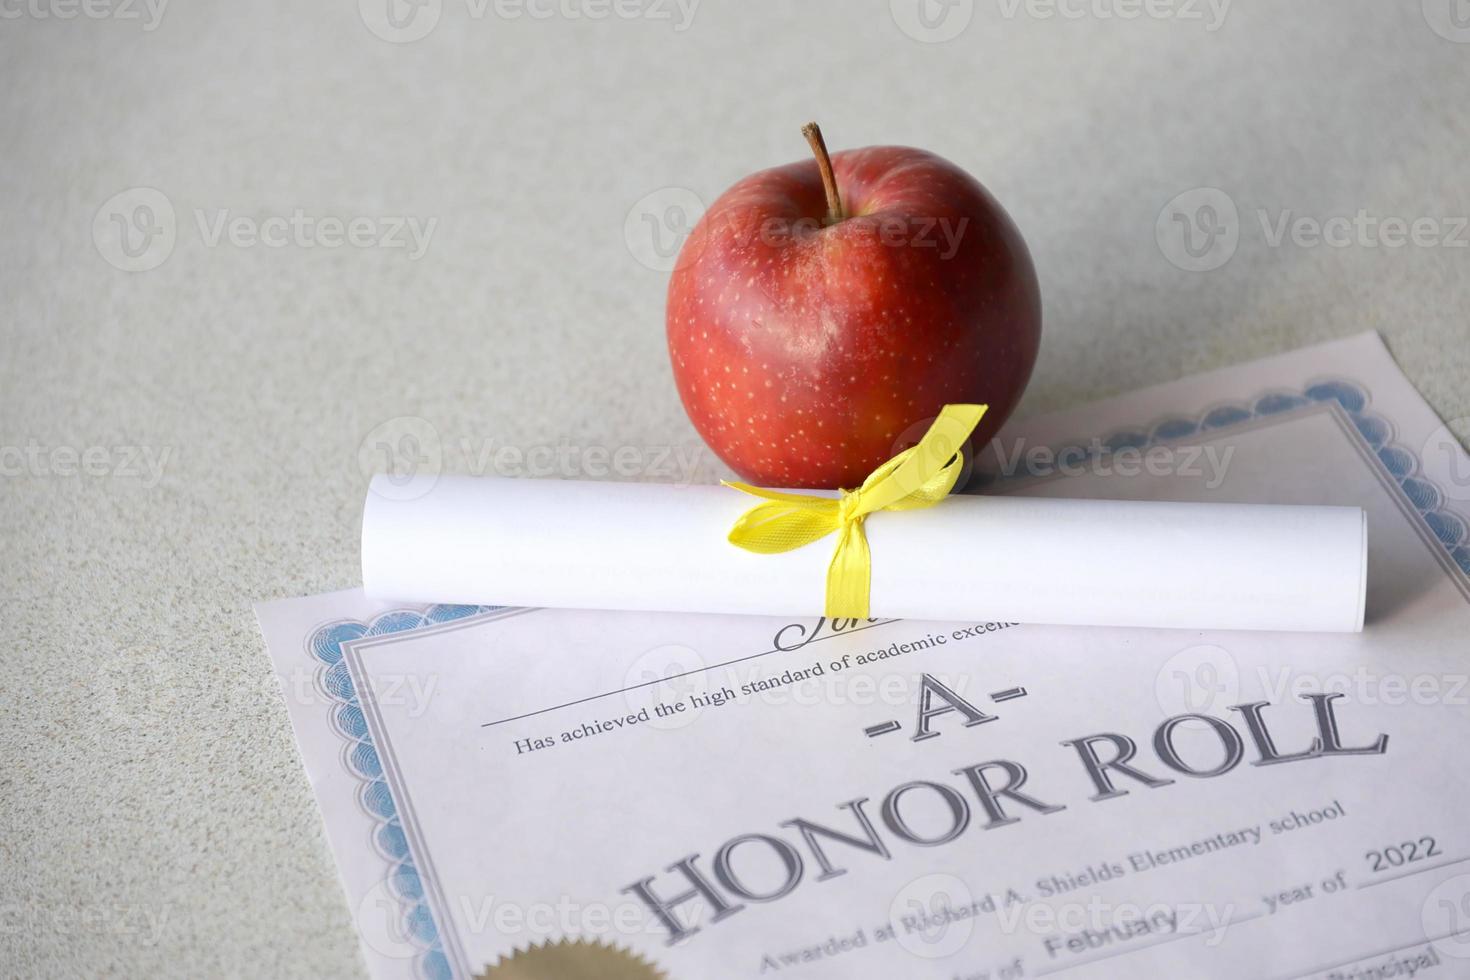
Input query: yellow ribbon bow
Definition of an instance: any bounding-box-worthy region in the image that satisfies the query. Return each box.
[723,404,987,618]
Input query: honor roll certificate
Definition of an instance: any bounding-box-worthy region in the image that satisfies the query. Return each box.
[256,333,1470,980]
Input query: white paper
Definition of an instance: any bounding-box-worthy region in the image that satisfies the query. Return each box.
[259,332,1470,980]
[361,470,1367,634]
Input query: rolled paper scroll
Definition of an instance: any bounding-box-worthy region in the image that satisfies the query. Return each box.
[361,474,1367,633]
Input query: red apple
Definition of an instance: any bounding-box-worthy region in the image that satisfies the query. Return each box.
[667,123,1041,490]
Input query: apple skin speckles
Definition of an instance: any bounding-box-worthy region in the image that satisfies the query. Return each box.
[666,143,1041,490]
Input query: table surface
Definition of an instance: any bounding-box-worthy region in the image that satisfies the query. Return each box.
[2,1,1467,976]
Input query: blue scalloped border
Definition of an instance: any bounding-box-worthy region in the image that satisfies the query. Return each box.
[975,378,1470,576]
[309,603,500,980]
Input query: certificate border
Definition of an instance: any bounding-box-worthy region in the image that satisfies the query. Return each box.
[304,602,506,980]
[344,611,536,979]
[330,374,1470,980]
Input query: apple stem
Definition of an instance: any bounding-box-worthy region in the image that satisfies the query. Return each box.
[802,122,845,226]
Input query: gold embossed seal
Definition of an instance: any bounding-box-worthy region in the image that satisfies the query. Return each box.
[473,938,666,980]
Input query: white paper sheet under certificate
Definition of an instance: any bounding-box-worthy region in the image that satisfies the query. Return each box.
[257,333,1470,980]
